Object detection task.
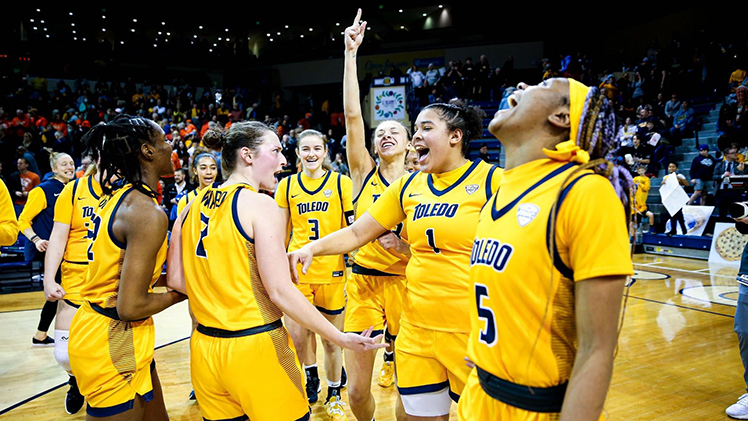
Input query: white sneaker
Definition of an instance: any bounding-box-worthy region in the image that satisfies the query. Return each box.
[727,393,748,419]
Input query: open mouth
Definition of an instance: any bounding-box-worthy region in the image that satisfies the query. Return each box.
[380,139,396,150]
[508,93,519,108]
[414,145,429,163]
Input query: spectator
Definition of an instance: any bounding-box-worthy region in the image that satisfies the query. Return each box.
[229,104,243,122]
[661,162,689,236]
[10,157,40,214]
[670,100,696,142]
[688,144,717,205]
[633,166,656,233]
[476,55,491,100]
[664,93,681,123]
[714,146,746,219]
[477,143,491,163]
[632,72,645,100]
[425,64,440,87]
[489,67,505,101]
[407,65,426,89]
[618,134,652,176]
[331,153,349,176]
[599,76,619,100]
[616,117,638,149]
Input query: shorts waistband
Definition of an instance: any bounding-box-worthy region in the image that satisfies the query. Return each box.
[64,299,81,309]
[476,366,567,413]
[89,302,148,322]
[197,319,283,338]
[351,263,400,277]
[63,259,89,265]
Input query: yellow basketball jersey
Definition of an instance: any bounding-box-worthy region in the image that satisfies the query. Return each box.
[54,176,102,263]
[368,159,501,333]
[81,184,167,308]
[177,188,200,216]
[351,167,409,276]
[633,175,650,213]
[182,183,283,330]
[276,171,354,284]
[467,159,633,388]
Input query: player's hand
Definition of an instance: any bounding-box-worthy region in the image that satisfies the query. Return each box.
[377,232,409,255]
[734,216,748,224]
[35,239,49,252]
[44,281,65,301]
[336,326,388,352]
[344,9,367,53]
[287,245,314,284]
[464,357,476,369]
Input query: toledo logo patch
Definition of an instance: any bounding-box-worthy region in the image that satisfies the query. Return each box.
[517,203,540,227]
[465,184,480,195]
[323,189,333,198]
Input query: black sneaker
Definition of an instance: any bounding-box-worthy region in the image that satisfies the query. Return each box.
[32,336,54,347]
[341,366,347,388]
[306,369,321,404]
[65,376,85,415]
[188,390,196,400]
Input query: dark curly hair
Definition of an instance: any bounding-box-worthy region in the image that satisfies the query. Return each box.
[422,101,486,158]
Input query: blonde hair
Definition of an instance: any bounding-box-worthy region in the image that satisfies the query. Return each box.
[49,152,73,170]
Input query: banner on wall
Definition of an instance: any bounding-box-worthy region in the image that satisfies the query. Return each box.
[371,87,406,121]
[709,222,748,266]
[663,206,714,236]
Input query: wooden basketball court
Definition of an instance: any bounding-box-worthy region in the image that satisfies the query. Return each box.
[0,253,743,420]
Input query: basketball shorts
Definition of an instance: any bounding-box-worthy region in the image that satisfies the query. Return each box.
[396,321,471,416]
[457,369,605,420]
[60,260,87,306]
[191,323,310,421]
[344,272,405,337]
[68,303,155,417]
[296,282,346,315]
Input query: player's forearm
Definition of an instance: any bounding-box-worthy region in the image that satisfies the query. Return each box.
[43,228,68,288]
[559,346,615,421]
[117,290,185,321]
[309,218,381,257]
[344,50,362,121]
[270,284,345,346]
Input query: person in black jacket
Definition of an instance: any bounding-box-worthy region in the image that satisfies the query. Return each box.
[688,144,717,205]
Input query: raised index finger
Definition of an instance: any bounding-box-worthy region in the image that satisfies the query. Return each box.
[352,8,362,26]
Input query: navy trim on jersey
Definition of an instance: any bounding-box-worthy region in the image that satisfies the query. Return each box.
[545,173,597,280]
[86,390,154,417]
[108,187,135,249]
[485,165,498,202]
[285,175,291,206]
[344,329,385,337]
[490,162,576,221]
[316,305,345,315]
[449,389,460,403]
[297,170,332,196]
[337,172,343,206]
[88,176,100,200]
[71,178,81,206]
[232,187,254,243]
[353,167,377,204]
[426,159,481,197]
[399,170,420,210]
[398,380,450,395]
[351,263,399,277]
[378,166,391,187]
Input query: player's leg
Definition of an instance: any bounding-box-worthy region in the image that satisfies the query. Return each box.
[54,299,85,414]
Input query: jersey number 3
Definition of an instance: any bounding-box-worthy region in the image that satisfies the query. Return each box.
[474,283,497,346]
[196,213,210,258]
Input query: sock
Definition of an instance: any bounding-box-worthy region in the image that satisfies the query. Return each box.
[305,364,318,379]
[383,350,394,362]
[328,379,341,388]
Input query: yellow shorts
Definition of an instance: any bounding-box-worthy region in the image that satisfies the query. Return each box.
[297,282,346,315]
[396,322,471,414]
[69,303,156,417]
[191,323,310,421]
[457,369,604,421]
[60,260,87,306]
[344,272,405,337]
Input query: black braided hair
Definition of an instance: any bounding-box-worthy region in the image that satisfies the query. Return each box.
[86,114,159,198]
[422,101,486,158]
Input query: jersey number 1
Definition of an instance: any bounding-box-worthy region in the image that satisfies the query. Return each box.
[425,228,440,253]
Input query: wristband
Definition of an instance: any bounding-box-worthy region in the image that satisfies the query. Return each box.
[30,235,39,243]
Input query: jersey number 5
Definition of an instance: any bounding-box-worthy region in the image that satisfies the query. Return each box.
[474,283,497,347]
[196,213,210,258]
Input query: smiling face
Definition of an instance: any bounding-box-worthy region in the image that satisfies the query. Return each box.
[252,132,287,190]
[193,156,218,189]
[412,108,462,174]
[374,121,409,161]
[53,154,75,183]
[404,148,420,173]
[296,134,327,173]
[148,123,174,178]
[488,77,570,142]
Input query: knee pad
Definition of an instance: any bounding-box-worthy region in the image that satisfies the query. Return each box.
[54,330,71,373]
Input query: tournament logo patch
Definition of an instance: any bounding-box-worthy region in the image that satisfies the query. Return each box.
[323,189,333,198]
[465,184,480,195]
[516,203,540,227]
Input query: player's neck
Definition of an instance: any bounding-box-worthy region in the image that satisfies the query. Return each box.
[503,135,561,171]
[302,166,326,179]
[224,172,258,192]
[379,158,406,183]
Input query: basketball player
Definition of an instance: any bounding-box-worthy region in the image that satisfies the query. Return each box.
[42,144,101,414]
[176,147,219,216]
[343,9,410,421]
[276,129,354,420]
[170,121,385,421]
[289,101,502,420]
[457,78,633,420]
[0,179,18,246]
[68,115,186,419]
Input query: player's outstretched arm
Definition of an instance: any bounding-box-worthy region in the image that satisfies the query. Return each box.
[43,222,70,301]
[249,192,386,352]
[560,275,625,421]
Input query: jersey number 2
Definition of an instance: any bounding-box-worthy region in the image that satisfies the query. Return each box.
[86,214,102,262]
[196,213,210,258]
[475,283,497,346]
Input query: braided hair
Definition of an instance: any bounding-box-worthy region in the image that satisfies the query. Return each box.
[84,114,159,198]
[422,101,486,158]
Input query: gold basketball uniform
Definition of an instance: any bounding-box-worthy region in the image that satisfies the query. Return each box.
[276,171,353,313]
[367,159,501,399]
[68,184,167,416]
[182,182,309,421]
[53,175,102,305]
[346,167,410,336]
[177,187,200,216]
[458,159,633,420]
